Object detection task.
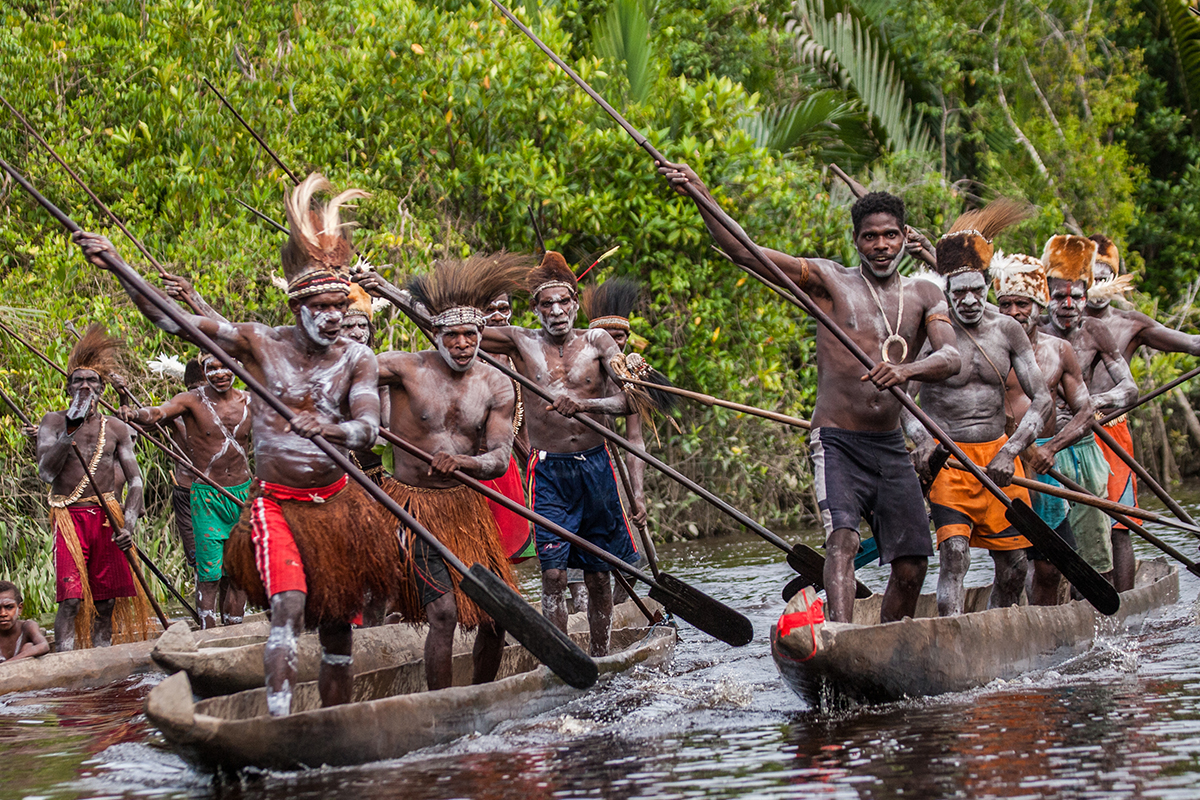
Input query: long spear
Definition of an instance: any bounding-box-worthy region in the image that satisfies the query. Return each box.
[618,376,810,429]
[0,157,598,690]
[0,382,202,624]
[0,319,245,509]
[379,428,752,645]
[488,0,1118,615]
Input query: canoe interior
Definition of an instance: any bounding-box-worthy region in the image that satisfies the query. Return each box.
[195,625,655,722]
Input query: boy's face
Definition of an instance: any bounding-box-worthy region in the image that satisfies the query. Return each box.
[0,591,20,632]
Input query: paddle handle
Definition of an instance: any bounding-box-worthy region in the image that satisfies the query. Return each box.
[611,441,660,578]
[620,376,810,429]
[1091,421,1197,527]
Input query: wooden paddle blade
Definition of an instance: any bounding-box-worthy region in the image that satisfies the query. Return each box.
[459,564,599,689]
[647,572,754,647]
[1005,499,1120,616]
[781,574,808,602]
[786,544,872,599]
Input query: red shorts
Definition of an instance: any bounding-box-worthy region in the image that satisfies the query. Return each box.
[483,455,535,562]
[1097,418,1137,531]
[55,504,136,603]
[249,475,348,598]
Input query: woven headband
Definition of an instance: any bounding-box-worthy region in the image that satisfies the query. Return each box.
[533,280,577,299]
[287,270,351,300]
[431,306,486,329]
[588,315,631,332]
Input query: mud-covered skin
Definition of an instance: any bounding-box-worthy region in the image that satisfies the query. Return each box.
[657,160,960,625]
[999,292,1097,605]
[1042,277,1137,415]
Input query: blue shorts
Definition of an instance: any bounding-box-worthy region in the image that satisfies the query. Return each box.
[528,445,638,573]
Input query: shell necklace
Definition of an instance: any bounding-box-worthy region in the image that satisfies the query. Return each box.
[861,270,907,364]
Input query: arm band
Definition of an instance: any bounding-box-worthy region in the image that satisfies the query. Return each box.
[925,313,952,327]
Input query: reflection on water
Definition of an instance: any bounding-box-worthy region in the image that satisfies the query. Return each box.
[2,498,1200,799]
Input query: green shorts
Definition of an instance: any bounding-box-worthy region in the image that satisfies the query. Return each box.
[1061,435,1113,574]
[191,480,251,583]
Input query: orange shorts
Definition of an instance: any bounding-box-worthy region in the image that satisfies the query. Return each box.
[1097,418,1136,531]
[928,436,1031,551]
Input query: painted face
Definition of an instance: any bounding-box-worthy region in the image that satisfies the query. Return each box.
[65,369,102,424]
[0,591,18,632]
[997,295,1039,335]
[436,323,482,372]
[946,271,987,326]
[341,314,371,345]
[294,292,349,347]
[1088,261,1116,310]
[203,357,234,393]
[535,287,579,337]
[1047,278,1087,333]
[854,212,906,279]
[484,294,513,327]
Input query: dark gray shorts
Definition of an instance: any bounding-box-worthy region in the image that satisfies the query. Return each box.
[811,426,934,565]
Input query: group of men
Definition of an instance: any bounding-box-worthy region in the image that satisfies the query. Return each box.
[660,160,1197,624]
[34,172,646,718]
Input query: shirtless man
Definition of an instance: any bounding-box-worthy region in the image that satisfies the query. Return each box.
[905,203,1050,615]
[375,254,526,690]
[0,581,50,663]
[340,283,390,486]
[1039,235,1138,579]
[36,326,144,650]
[993,252,1097,604]
[659,161,960,623]
[480,252,637,656]
[1084,235,1200,591]
[73,174,393,715]
[120,353,252,628]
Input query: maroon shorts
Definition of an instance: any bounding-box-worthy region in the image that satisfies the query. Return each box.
[55,504,136,603]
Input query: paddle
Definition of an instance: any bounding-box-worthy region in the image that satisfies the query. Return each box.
[616,376,811,429]
[0,383,202,625]
[1097,364,1200,427]
[612,571,665,626]
[482,0,1118,616]
[379,428,753,647]
[1090,420,1198,528]
[0,159,598,691]
[68,439,169,630]
[610,441,662,578]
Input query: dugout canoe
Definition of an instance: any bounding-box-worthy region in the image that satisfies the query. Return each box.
[772,559,1179,708]
[153,598,655,697]
[0,616,269,696]
[145,605,677,770]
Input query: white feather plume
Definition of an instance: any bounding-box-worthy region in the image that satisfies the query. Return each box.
[147,354,187,381]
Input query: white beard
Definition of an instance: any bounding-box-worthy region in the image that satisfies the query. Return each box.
[300,306,342,347]
[437,336,479,373]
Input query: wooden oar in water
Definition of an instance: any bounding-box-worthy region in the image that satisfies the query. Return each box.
[484,0,1118,616]
[380,428,753,647]
[1,158,599,691]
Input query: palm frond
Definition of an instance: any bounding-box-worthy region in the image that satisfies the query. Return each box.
[1150,0,1200,123]
[592,0,656,105]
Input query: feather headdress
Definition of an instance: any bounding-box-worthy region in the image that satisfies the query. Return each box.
[1088,273,1136,303]
[527,250,577,300]
[1042,235,1097,288]
[280,173,369,300]
[146,353,187,382]
[66,324,124,381]
[935,198,1034,277]
[583,277,639,333]
[344,283,374,322]
[990,251,1049,306]
[407,251,533,329]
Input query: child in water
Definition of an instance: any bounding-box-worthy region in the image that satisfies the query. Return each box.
[0,581,49,662]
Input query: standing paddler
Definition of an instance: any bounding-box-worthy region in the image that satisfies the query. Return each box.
[902,202,1051,615]
[35,326,154,650]
[658,161,961,624]
[372,253,528,690]
[118,352,252,628]
[1083,235,1200,590]
[992,252,1098,604]
[340,283,390,486]
[1039,235,1138,583]
[72,174,398,716]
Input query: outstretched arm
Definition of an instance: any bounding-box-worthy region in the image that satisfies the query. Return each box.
[35,414,72,485]
[1134,314,1200,357]
[657,160,825,294]
[162,273,230,324]
[119,391,194,427]
[1089,323,1138,410]
[988,322,1051,485]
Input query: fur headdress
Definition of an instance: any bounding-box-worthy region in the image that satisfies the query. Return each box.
[583,277,639,333]
[1042,235,1097,288]
[527,250,578,301]
[280,173,369,301]
[407,251,533,329]
[990,251,1049,306]
[1089,234,1121,275]
[935,198,1033,277]
[66,324,124,382]
[344,283,374,322]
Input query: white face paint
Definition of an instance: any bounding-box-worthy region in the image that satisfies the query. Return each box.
[299,305,344,348]
[435,324,482,373]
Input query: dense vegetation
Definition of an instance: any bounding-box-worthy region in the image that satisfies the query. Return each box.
[1,0,1198,614]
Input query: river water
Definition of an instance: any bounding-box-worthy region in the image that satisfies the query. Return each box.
[3,500,1200,799]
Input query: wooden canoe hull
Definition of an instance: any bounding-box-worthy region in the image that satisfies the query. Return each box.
[0,619,270,696]
[772,560,1179,707]
[152,599,655,697]
[146,620,677,770]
